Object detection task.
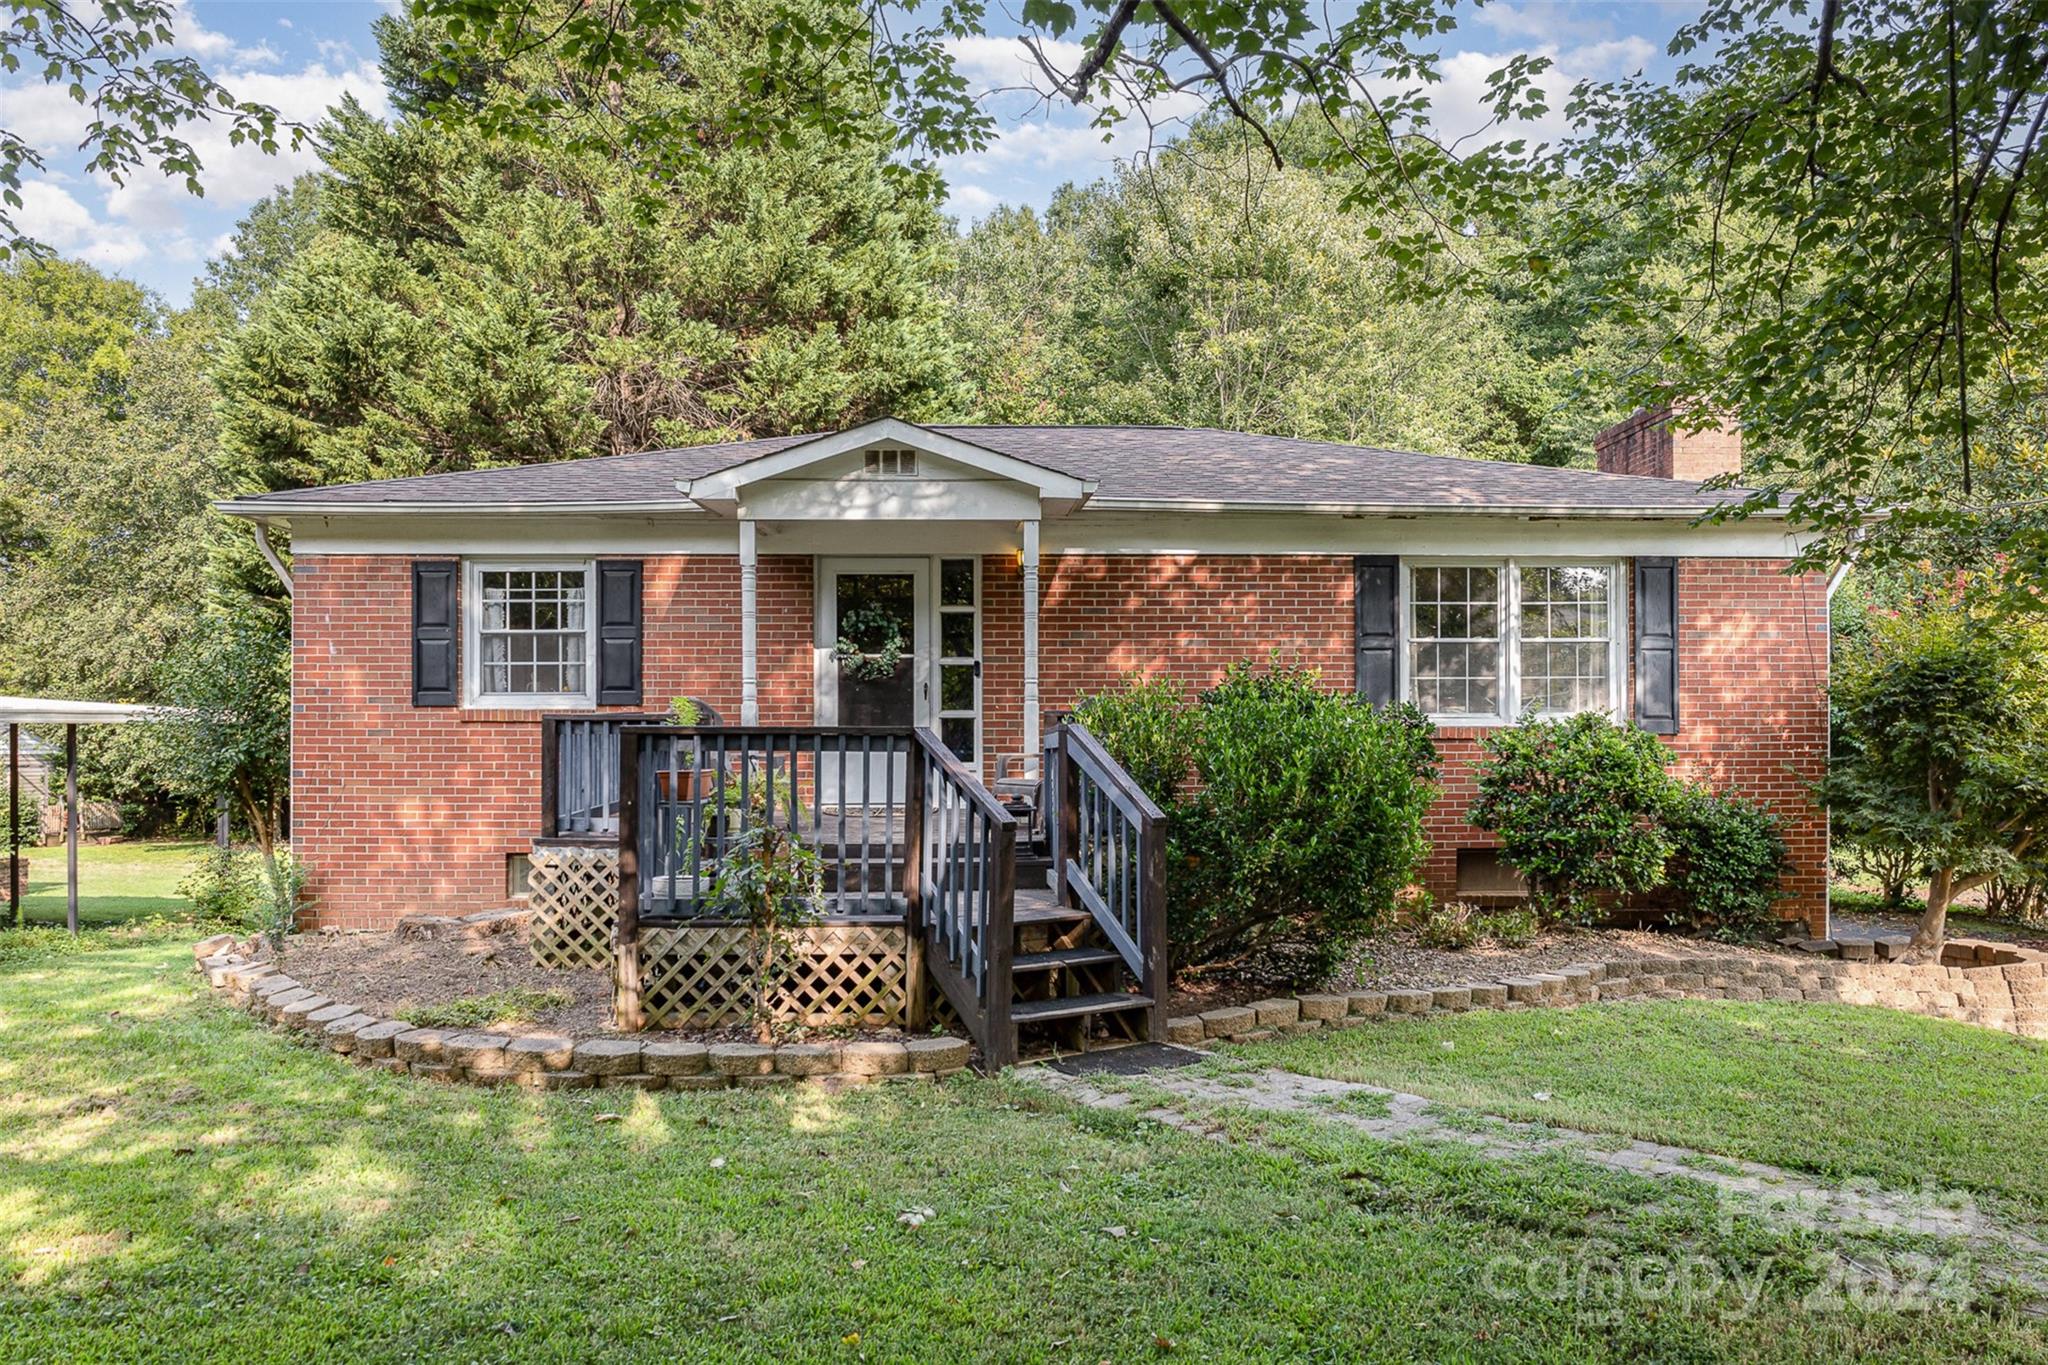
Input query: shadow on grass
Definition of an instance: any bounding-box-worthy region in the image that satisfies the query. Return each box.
[1,945,2043,1360]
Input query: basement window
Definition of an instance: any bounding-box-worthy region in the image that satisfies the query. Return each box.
[1456,848,1527,899]
[507,853,533,899]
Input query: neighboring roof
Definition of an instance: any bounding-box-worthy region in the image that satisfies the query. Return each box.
[0,697,159,726]
[215,422,1765,518]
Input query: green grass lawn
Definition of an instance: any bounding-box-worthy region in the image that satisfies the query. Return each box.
[9,839,204,928]
[1234,1001,2048,1228]
[3,941,2045,1360]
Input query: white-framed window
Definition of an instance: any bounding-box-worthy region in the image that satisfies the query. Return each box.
[1401,559,1626,724]
[465,560,596,708]
[934,556,980,762]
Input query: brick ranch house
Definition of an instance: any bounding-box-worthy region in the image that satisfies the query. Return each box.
[218,412,1832,940]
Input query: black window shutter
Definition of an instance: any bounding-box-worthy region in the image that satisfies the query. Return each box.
[1634,557,1679,734]
[412,560,460,707]
[595,559,644,707]
[1354,555,1399,707]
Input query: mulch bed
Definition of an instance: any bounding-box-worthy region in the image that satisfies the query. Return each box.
[260,931,617,1035]
[259,928,923,1044]
[1167,926,1814,1013]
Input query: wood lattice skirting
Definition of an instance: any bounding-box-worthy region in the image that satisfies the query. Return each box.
[529,842,951,1031]
[636,923,916,1030]
[527,842,619,972]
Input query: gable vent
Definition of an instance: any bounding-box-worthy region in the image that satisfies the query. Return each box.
[864,447,918,477]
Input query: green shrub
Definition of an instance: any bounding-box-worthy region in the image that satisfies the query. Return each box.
[1170,663,1439,975]
[1468,712,1678,920]
[177,844,262,931]
[1983,860,2048,925]
[1663,785,1789,939]
[258,849,306,948]
[1415,897,1541,949]
[1070,675,1199,809]
[707,825,823,1041]
[8,793,42,851]
[1476,904,1540,947]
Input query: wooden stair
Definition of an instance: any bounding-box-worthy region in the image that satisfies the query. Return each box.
[1005,887,1153,1060]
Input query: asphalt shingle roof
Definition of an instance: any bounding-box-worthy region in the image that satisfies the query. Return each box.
[222,424,1751,514]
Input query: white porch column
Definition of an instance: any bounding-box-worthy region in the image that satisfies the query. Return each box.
[738,518,760,725]
[1022,518,1041,759]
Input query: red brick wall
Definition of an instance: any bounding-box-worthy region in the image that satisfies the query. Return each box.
[1417,560,1829,934]
[294,549,1826,934]
[1594,406,1743,483]
[290,554,814,927]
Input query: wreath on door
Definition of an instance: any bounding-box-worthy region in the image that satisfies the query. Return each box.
[833,605,908,682]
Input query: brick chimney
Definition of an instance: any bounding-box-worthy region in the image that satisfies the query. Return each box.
[1593,404,1742,482]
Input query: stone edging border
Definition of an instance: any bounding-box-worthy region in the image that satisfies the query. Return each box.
[1164,938,2048,1045]
[191,936,972,1091]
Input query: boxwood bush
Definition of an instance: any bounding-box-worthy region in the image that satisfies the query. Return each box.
[1468,712,1792,936]
[1467,713,1678,920]
[1663,784,1790,939]
[1075,662,1440,976]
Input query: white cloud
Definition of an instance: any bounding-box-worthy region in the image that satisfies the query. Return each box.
[5,50,390,284]
[11,181,169,268]
[944,34,1086,94]
[944,183,1001,217]
[165,0,281,66]
[1394,36,1660,154]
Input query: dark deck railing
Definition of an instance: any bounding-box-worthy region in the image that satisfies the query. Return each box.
[1050,721,1169,1048]
[621,727,916,922]
[613,725,1019,1059]
[912,727,1018,1066]
[539,712,667,838]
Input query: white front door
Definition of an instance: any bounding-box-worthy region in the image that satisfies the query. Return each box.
[815,558,929,806]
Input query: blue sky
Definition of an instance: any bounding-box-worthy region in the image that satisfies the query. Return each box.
[3,1,1696,305]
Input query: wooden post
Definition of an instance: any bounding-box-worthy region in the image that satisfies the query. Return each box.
[902,743,928,1029]
[7,722,18,928]
[613,729,646,1031]
[1139,806,1169,1046]
[1055,725,1079,909]
[65,724,78,937]
[537,715,560,838]
[986,817,1018,1068]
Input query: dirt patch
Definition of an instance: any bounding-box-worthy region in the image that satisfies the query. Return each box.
[265,932,616,1034]
[1326,926,1810,993]
[260,929,929,1044]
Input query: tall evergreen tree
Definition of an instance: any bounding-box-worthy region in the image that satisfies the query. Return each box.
[215,3,966,499]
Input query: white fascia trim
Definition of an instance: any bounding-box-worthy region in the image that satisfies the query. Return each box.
[215,498,704,519]
[680,418,1096,505]
[1082,496,1788,519]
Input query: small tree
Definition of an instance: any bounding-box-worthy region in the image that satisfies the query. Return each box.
[1468,712,1678,920]
[705,825,823,1042]
[147,610,291,880]
[1822,609,2048,951]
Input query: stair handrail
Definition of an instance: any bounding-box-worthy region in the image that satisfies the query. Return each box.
[909,727,1018,1067]
[1053,721,1169,1048]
